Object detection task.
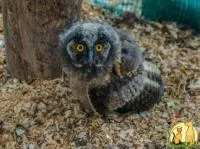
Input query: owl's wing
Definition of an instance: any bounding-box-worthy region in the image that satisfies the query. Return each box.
[100,60,164,113]
[114,61,164,113]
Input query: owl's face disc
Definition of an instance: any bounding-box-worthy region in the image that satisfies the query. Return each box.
[66,30,111,69]
[60,21,121,78]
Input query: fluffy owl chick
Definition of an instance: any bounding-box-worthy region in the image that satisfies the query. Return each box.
[59,21,164,115]
[59,21,123,114]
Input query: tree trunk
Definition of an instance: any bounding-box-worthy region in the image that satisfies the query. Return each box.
[2,0,82,81]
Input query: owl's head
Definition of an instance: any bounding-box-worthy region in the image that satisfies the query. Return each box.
[60,21,121,77]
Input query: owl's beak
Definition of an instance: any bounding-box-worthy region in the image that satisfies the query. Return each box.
[88,50,94,66]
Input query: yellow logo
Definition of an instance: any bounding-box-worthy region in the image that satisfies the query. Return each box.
[169,121,198,147]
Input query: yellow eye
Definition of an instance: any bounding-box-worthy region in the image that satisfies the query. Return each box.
[75,44,85,52]
[95,44,104,52]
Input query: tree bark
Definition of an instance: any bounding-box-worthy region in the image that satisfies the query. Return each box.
[2,0,82,81]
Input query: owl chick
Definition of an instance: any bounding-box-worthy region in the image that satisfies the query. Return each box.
[59,21,122,114]
[59,21,164,115]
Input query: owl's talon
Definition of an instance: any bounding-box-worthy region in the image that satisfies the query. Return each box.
[80,103,97,115]
[103,111,123,122]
